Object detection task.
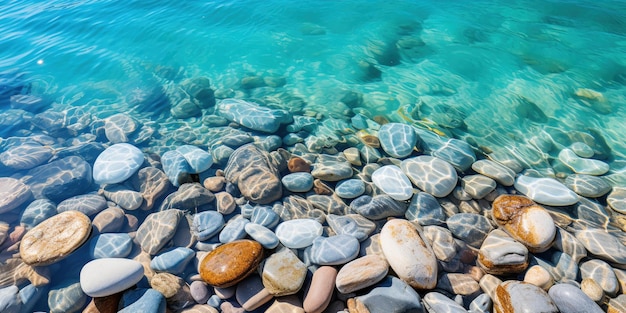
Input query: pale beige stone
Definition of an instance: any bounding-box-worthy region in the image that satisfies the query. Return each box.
[336,255,388,294]
[581,278,605,303]
[523,265,553,290]
[262,248,307,296]
[266,295,305,313]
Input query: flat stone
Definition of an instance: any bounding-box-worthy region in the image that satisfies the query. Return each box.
[371,165,413,201]
[0,143,52,170]
[20,211,91,266]
[359,144,382,163]
[607,187,626,214]
[326,214,375,242]
[303,266,336,313]
[548,283,603,313]
[334,179,365,199]
[378,123,417,158]
[19,199,55,229]
[101,185,144,211]
[471,159,516,186]
[281,172,314,193]
[422,292,466,313]
[311,161,353,182]
[446,213,493,248]
[118,288,166,313]
[224,144,282,204]
[580,259,619,297]
[478,229,529,275]
[199,240,264,288]
[275,219,323,249]
[217,98,291,133]
[401,156,457,197]
[514,175,579,206]
[309,234,360,265]
[335,254,388,294]
[192,211,225,241]
[159,183,215,212]
[492,195,556,253]
[24,156,92,202]
[244,223,279,249]
[104,113,138,143]
[558,148,609,175]
[93,143,144,185]
[48,281,87,313]
[176,145,213,173]
[462,175,496,199]
[80,258,144,297]
[380,219,437,289]
[405,192,446,226]
[57,193,107,216]
[219,216,250,243]
[135,209,183,255]
[89,233,133,259]
[262,248,307,296]
[565,174,612,198]
[350,195,408,220]
[151,247,196,274]
[575,229,626,265]
[354,276,424,313]
[494,281,558,313]
[569,142,595,158]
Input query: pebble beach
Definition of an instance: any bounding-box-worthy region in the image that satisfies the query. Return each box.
[2,1,626,312]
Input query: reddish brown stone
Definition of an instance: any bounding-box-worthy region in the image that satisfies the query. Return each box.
[288,157,310,173]
[199,240,264,288]
[82,292,122,313]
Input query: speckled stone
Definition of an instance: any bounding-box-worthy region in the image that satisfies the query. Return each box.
[334,179,365,199]
[565,174,612,198]
[494,281,558,313]
[422,292,467,313]
[405,192,446,226]
[478,229,529,275]
[371,165,413,201]
[471,159,516,186]
[446,213,493,248]
[580,259,619,297]
[575,229,626,265]
[309,234,360,265]
[281,172,314,193]
[80,258,144,298]
[199,240,264,288]
[89,233,133,259]
[261,248,307,296]
[19,199,56,229]
[275,219,323,249]
[354,276,424,313]
[224,144,282,204]
[0,178,32,214]
[462,175,496,199]
[607,187,626,214]
[548,283,603,313]
[401,155,458,197]
[311,161,353,182]
[558,148,609,175]
[378,123,417,158]
[492,195,556,253]
[336,254,388,294]
[380,219,437,289]
[20,211,92,266]
[93,143,144,185]
[135,209,183,255]
[514,175,579,206]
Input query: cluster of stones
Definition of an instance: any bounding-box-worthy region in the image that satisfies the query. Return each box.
[1,76,626,313]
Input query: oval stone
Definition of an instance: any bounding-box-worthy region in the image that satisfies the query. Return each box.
[311,161,353,182]
[303,266,337,313]
[20,211,92,266]
[400,156,457,197]
[380,219,437,289]
[281,172,314,193]
[93,143,144,185]
[548,283,603,313]
[514,175,579,206]
[309,234,360,265]
[335,254,389,294]
[494,281,558,313]
[334,179,365,199]
[261,248,307,296]
[0,177,32,214]
[80,258,144,297]
[378,123,417,158]
[199,240,263,288]
[275,219,323,249]
[371,165,413,201]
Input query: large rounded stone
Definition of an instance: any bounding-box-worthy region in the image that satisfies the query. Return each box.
[371,165,413,201]
[514,175,579,206]
[494,281,558,313]
[93,143,144,185]
[224,144,282,204]
[20,211,91,266]
[80,258,144,297]
[378,123,417,158]
[0,178,32,214]
[400,156,457,197]
[199,240,263,288]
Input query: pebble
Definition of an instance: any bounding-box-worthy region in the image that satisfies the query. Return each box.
[437,273,480,296]
[0,177,32,214]
[219,216,249,243]
[469,293,492,313]
[261,248,307,296]
[58,193,107,216]
[494,281,558,313]
[311,161,353,182]
[217,98,290,133]
[548,283,603,313]
[19,210,92,266]
[523,265,553,290]
[18,284,45,313]
[190,281,211,304]
[102,185,144,211]
[135,209,183,255]
[224,144,282,204]
[607,187,626,214]
[608,294,626,313]
[80,258,144,297]
[334,179,366,199]
[0,143,52,170]
[565,174,612,198]
[161,150,193,187]
[492,194,556,253]
[176,145,213,173]
[335,254,388,294]
[133,167,170,210]
[192,211,225,241]
[281,172,314,193]
[378,123,417,158]
[235,274,273,311]
[250,205,280,229]
[580,259,619,297]
[405,192,446,226]
[558,148,609,175]
[471,159,516,186]
[371,165,413,201]
[0,286,20,313]
[90,233,133,259]
[309,234,360,265]
[446,213,493,248]
[287,156,311,173]
[581,278,604,303]
[353,276,424,313]
[150,272,194,311]
[380,219,437,289]
[301,266,336,313]
[422,292,467,313]
[118,288,166,313]
[151,247,196,274]
[532,250,579,283]
[266,295,304,313]
[203,176,226,192]
[514,175,579,206]
[244,223,279,249]
[215,192,236,214]
[19,199,56,229]
[48,280,87,313]
[159,183,215,212]
[462,174,496,199]
[350,194,408,220]
[575,229,626,265]
[423,225,458,262]
[24,156,92,201]
[325,214,375,242]
[275,218,323,249]
[199,239,264,288]
[401,155,458,197]
[93,143,144,185]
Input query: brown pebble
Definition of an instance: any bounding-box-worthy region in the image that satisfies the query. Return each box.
[303,266,337,313]
[288,157,310,173]
[204,176,226,192]
[82,292,123,313]
[200,240,264,288]
[313,179,333,195]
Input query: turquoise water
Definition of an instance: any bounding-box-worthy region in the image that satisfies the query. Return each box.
[1,0,626,177]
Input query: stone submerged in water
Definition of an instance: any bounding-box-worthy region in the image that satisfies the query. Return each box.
[377,122,417,158]
[353,276,425,313]
[309,234,360,265]
[565,174,612,198]
[199,240,263,288]
[0,177,32,214]
[471,159,516,186]
[371,165,413,201]
[311,161,353,182]
[80,258,144,298]
[275,218,323,249]
[401,155,457,198]
[334,179,365,199]
[446,213,493,248]
[92,143,144,185]
[56,193,107,216]
[89,233,133,259]
[335,254,389,294]
[514,175,579,206]
[150,247,196,274]
[135,209,183,255]
[494,281,558,313]
[217,98,291,133]
[558,148,609,175]
[548,283,603,313]
[281,172,314,193]
[0,143,52,170]
[24,156,92,201]
[224,144,282,204]
[261,248,307,296]
[478,229,529,275]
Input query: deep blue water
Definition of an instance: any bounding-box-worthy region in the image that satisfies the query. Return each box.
[1,0,626,176]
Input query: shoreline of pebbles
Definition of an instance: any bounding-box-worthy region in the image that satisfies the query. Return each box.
[2,75,626,313]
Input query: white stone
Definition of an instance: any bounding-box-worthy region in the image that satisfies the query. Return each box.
[275,219,323,249]
[371,165,413,201]
[514,175,579,206]
[80,258,144,297]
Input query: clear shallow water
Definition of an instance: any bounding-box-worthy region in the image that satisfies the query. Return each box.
[1,0,626,177]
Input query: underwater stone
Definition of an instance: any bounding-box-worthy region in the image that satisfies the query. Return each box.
[93,143,144,185]
[401,155,458,197]
[565,174,612,198]
[224,144,282,204]
[0,143,52,170]
[161,150,193,187]
[558,148,609,175]
[514,175,579,206]
[405,192,446,226]
[0,177,32,214]
[378,122,417,158]
[371,165,413,201]
[281,172,314,193]
[334,179,366,199]
[25,156,92,202]
[176,145,213,173]
[217,98,291,133]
